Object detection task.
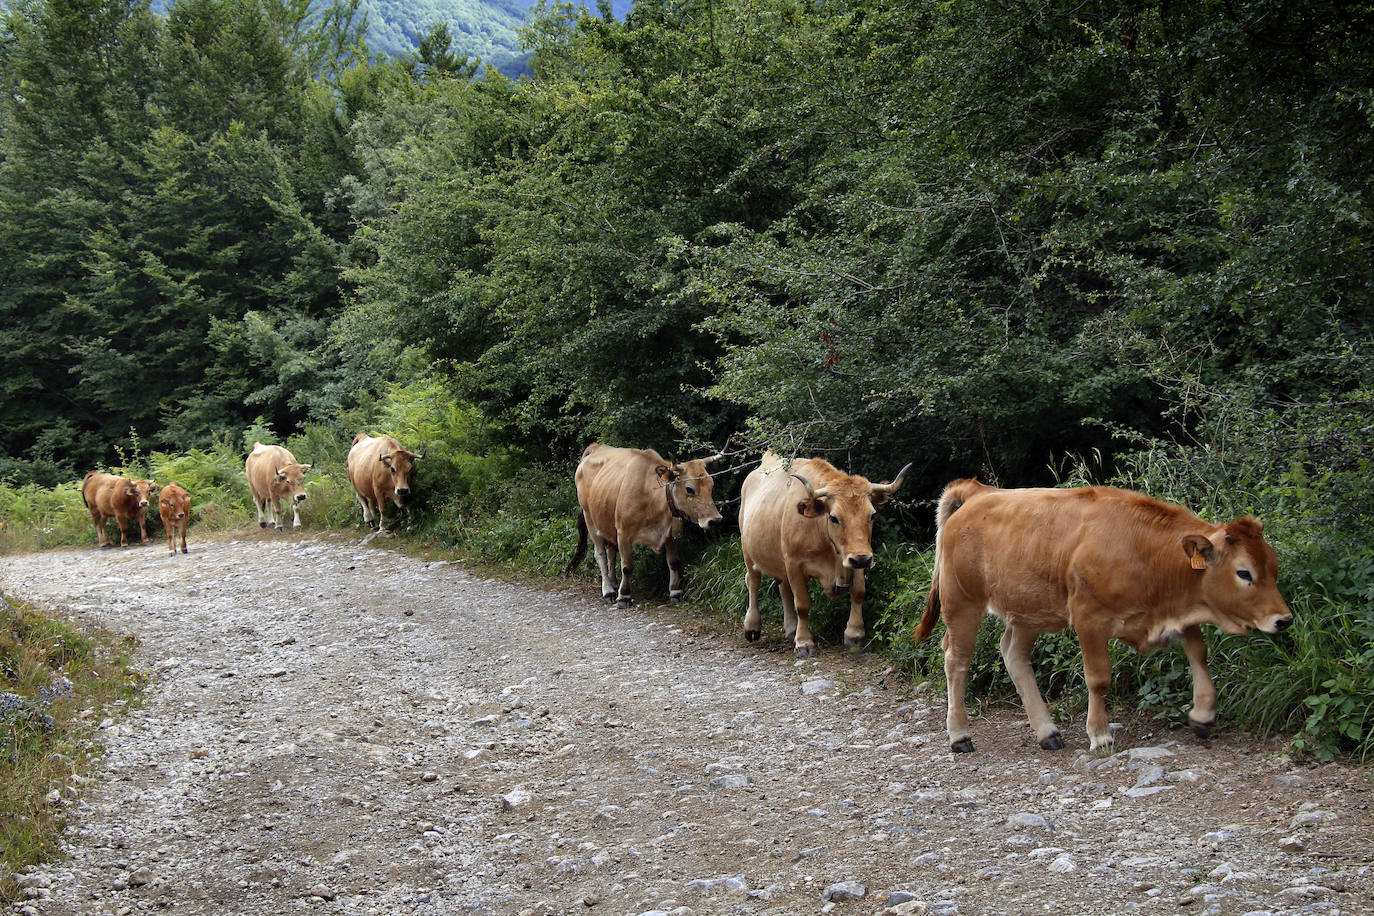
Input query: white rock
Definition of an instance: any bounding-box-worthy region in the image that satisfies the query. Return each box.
[1047,855,1077,874]
[500,788,531,810]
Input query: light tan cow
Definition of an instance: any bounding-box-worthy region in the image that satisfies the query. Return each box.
[159,482,190,555]
[244,442,311,531]
[564,443,725,606]
[914,479,1294,753]
[739,451,910,657]
[81,472,157,548]
[347,434,422,533]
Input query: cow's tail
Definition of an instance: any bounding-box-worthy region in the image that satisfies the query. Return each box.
[562,511,589,577]
[913,479,981,643]
[80,471,96,507]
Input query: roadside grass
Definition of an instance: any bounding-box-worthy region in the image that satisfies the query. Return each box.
[0,595,144,902]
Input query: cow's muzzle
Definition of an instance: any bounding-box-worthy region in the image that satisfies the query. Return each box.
[703,517,723,531]
[294,493,308,502]
[847,554,874,570]
[395,487,411,498]
[138,499,149,507]
[1274,616,1294,632]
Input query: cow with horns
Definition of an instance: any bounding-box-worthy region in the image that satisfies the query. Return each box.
[565,444,726,607]
[739,451,911,657]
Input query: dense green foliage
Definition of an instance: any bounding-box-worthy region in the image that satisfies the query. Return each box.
[1,0,1371,763]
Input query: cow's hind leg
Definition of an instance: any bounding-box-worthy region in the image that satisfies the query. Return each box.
[665,538,684,604]
[1000,622,1062,750]
[779,579,797,643]
[591,530,617,603]
[941,601,983,753]
[614,532,635,607]
[90,509,109,548]
[356,494,374,526]
[254,496,268,528]
[843,568,867,649]
[742,552,763,641]
[1180,625,1217,739]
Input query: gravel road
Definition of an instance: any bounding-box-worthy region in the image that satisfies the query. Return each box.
[2,533,1371,916]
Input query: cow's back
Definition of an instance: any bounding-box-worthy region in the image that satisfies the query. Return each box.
[245,443,296,498]
[347,435,390,502]
[82,472,127,516]
[739,453,817,576]
[575,444,663,535]
[940,485,1209,629]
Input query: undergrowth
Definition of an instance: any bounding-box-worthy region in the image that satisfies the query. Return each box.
[0,595,143,900]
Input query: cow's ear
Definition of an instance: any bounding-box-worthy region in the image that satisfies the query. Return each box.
[871,490,891,509]
[796,498,826,518]
[298,464,312,471]
[656,465,677,482]
[1181,534,1216,570]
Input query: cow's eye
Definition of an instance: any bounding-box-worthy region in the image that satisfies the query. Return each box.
[685,486,696,497]
[829,514,840,525]
[1236,569,1253,583]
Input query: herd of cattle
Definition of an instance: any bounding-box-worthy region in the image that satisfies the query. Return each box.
[75,438,1293,754]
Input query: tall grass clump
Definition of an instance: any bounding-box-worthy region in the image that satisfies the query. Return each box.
[0,595,143,899]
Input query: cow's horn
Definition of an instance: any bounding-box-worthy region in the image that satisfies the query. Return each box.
[871,462,913,495]
[790,473,830,500]
[704,435,733,466]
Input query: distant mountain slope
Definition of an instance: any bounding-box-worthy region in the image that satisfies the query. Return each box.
[148,0,633,77]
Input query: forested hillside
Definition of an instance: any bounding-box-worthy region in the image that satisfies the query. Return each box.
[1,0,1371,758]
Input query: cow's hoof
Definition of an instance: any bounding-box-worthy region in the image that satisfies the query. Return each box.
[844,633,865,651]
[951,737,976,754]
[1190,721,1213,740]
[601,593,617,604]
[744,629,760,642]
[794,644,816,659]
[1039,732,1065,751]
[669,592,684,605]
[616,598,633,609]
[259,521,268,528]
[168,550,176,557]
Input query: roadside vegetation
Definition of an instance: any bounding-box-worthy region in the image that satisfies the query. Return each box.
[0,595,143,902]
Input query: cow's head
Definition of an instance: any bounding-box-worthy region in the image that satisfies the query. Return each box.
[379,448,422,506]
[275,463,312,502]
[657,454,724,531]
[1181,516,1293,634]
[129,479,156,508]
[793,462,911,569]
[161,485,189,519]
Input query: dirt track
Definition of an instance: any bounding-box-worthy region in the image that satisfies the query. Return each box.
[2,533,1371,916]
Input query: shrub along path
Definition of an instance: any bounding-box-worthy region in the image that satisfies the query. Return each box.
[0,534,1370,915]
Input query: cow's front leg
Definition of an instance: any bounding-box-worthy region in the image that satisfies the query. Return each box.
[290,498,303,528]
[137,510,149,544]
[1075,619,1114,752]
[1000,622,1062,749]
[843,568,867,649]
[1180,625,1217,739]
[614,532,635,607]
[665,538,684,604]
[742,555,763,641]
[786,566,815,657]
[117,518,129,548]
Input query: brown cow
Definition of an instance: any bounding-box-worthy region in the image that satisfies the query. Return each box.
[739,451,910,657]
[914,479,1294,754]
[347,434,422,533]
[159,482,190,555]
[244,442,311,531]
[81,472,157,548]
[565,444,725,606]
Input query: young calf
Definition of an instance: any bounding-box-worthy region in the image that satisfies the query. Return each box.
[915,479,1293,753]
[159,482,190,554]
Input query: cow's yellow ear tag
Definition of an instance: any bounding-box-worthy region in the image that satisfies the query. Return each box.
[1189,553,1208,570]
